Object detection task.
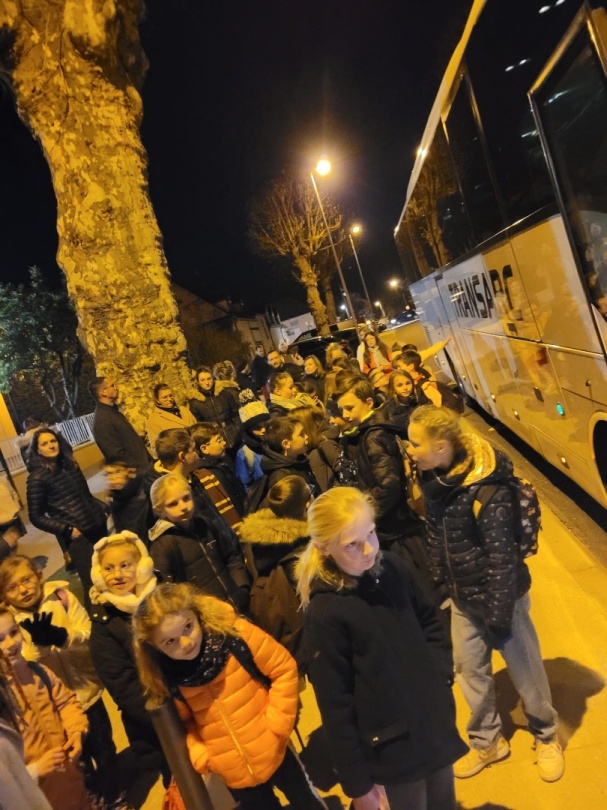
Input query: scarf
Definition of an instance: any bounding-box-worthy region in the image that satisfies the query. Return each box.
[89,575,157,614]
[156,404,181,417]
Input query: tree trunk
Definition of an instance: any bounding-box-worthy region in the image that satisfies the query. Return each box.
[1,1,193,432]
[321,277,337,326]
[293,256,330,336]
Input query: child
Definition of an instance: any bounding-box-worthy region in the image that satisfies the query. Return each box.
[0,475,25,562]
[296,487,466,810]
[235,390,270,492]
[104,461,154,544]
[407,405,563,782]
[0,555,118,804]
[190,422,246,532]
[0,610,91,810]
[239,476,312,664]
[261,417,317,491]
[132,581,326,809]
[88,532,170,795]
[367,367,390,406]
[148,474,250,612]
[358,331,392,376]
[385,369,419,434]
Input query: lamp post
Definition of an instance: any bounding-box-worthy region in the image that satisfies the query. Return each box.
[310,160,355,322]
[374,300,386,319]
[348,224,373,318]
[389,277,409,308]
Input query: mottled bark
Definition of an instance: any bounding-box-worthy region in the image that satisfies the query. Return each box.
[321,277,337,325]
[294,256,330,336]
[0,0,194,431]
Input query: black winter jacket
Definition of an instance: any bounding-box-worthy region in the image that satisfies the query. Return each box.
[189,387,241,447]
[305,552,466,798]
[195,456,246,516]
[92,402,152,471]
[419,435,532,633]
[149,513,250,610]
[26,461,108,545]
[260,447,318,493]
[343,407,422,539]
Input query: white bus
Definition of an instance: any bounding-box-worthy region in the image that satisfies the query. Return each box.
[396,0,607,508]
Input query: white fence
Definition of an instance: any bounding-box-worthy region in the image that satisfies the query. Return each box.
[0,413,96,474]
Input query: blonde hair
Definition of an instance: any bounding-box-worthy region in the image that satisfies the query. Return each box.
[408,404,473,475]
[132,583,239,708]
[150,473,191,515]
[97,539,142,565]
[0,555,41,604]
[296,487,375,608]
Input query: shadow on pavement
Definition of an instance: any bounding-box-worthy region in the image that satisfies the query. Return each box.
[493,656,605,747]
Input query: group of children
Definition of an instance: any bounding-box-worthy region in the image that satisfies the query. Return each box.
[0,329,564,809]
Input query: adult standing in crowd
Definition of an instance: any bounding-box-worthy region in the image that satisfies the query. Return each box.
[189,367,241,449]
[146,383,196,452]
[89,378,152,472]
[267,348,304,383]
[250,343,272,395]
[26,428,108,609]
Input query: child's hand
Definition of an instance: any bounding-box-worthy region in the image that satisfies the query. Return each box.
[35,747,66,777]
[63,731,84,761]
[20,612,68,648]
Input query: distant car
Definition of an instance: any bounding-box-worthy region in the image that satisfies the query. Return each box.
[291,326,359,361]
[390,311,418,326]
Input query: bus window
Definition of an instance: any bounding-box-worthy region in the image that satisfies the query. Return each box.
[406,124,473,275]
[445,75,503,243]
[533,28,607,321]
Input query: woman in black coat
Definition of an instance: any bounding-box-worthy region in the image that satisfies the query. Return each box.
[26,428,108,604]
[296,487,466,810]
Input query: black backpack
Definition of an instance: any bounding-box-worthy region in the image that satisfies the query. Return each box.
[243,474,270,515]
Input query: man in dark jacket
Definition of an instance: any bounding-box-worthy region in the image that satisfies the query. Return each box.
[250,343,272,393]
[267,348,304,383]
[188,367,241,448]
[89,377,152,472]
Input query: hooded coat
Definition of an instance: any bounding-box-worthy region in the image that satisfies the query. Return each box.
[0,717,52,810]
[260,447,318,493]
[148,513,250,610]
[419,434,532,633]
[304,552,466,799]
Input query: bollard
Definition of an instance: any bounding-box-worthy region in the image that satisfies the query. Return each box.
[150,700,215,810]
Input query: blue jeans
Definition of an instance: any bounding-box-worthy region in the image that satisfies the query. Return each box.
[451,593,558,749]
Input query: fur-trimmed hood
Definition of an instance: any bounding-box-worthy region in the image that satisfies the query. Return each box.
[239,509,308,547]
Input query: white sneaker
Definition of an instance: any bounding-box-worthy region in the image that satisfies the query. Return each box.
[453,736,510,778]
[536,740,565,782]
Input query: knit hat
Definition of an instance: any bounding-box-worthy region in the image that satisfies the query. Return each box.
[90,531,156,613]
[238,388,270,429]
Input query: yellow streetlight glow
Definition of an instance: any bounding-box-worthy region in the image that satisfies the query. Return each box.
[315,159,331,176]
[374,301,381,306]
[389,278,398,288]
[351,224,361,235]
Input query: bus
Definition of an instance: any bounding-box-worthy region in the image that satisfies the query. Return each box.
[395,0,607,509]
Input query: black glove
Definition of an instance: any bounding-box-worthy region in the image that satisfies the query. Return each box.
[20,612,68,648]
[231,587,250,614]
[487,624,512,649]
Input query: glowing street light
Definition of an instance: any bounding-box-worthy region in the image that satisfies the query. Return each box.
[348,224,373,317]
[374,300,386,318]
[389,277,409,308]
[310,159,355,322]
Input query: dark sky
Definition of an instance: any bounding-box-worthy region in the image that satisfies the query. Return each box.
[0,0,471,312]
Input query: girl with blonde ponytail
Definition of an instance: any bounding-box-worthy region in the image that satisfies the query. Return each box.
[298,487,465,810]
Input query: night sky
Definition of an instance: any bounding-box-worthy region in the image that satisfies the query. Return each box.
[0,0,471,312]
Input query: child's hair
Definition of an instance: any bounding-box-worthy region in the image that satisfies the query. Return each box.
[325,343,345,367]
[363,333,391,368]
[267,475,311,521]
[335,375,374,403]
[190,422,222,451]
[97,536,143,566]
[303,355,325,376]
[152,382,170,400]
[289,406,324,449]
[0,555,39,602]
[296,487,375,607]
[400,350,422,370]
[103,460,134,472]
[367,368,387,389]
[155,428,192,467]
[265,417,298,454]
[132,583,239,708]
[330,356,353,373]
[269,371,292,394]
[408,404,472,473]
[402,343,419,352]
[388,370,416,401]
[150,473,191,515]
[213,361,236,381]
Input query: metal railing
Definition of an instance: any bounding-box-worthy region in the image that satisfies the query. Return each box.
[0,413,96,474]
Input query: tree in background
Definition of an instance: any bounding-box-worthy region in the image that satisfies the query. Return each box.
[0,268,87,421]
[0,1,194,432]
[248,174,345,336]
[312,228,353,327]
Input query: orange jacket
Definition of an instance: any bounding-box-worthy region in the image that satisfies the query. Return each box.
[176,615,298,789]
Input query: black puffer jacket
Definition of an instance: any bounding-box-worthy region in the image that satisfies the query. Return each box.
[260,447,318,493]
[149,513,250,610]
[305,552,466,798]
[343,406,422,539]
[26,461,108,544]
[189,387,241,446]
[419,435,531,633]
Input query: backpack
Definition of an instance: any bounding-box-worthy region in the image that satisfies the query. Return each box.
[472,475,540,559]
[333,438,360,487]
[435,381,465,414]
[249,562,304,666]
[243,474,270,515]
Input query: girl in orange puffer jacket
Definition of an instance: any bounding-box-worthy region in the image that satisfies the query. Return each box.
[132,582,326,810]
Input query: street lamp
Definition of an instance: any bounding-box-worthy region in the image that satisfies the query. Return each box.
[374,300,385,318]
[389,277,409,308]
[310,159,355,323]
[348,224,373,317]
